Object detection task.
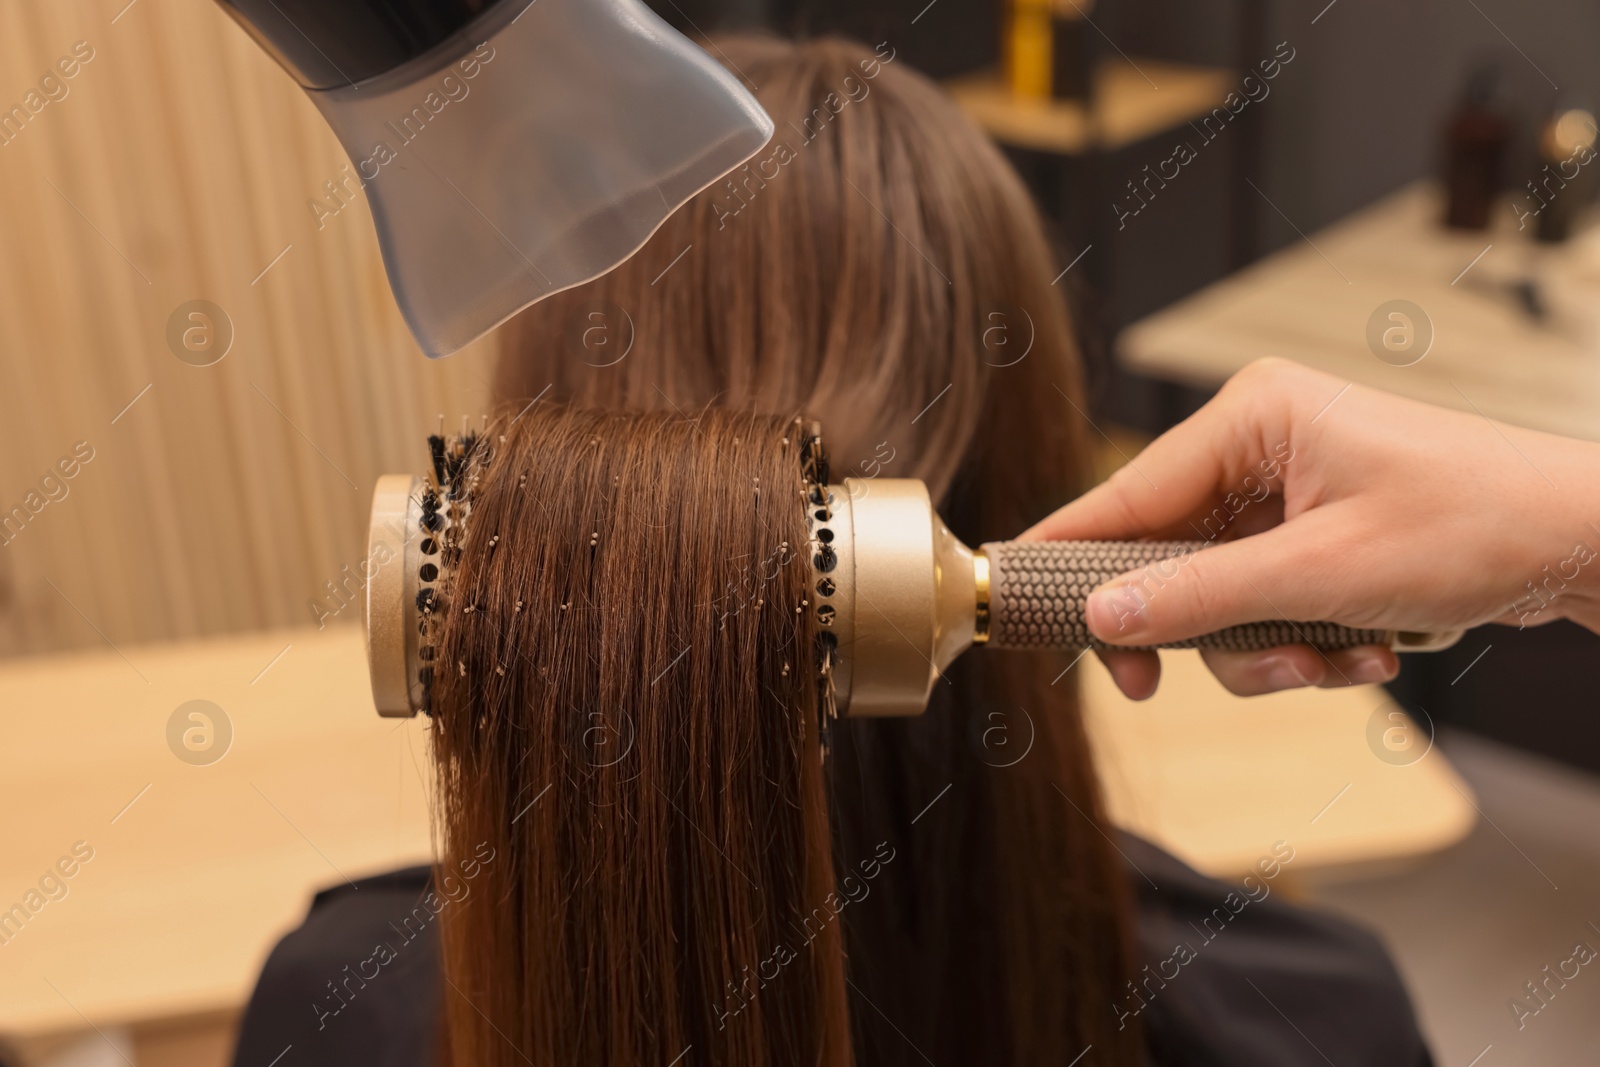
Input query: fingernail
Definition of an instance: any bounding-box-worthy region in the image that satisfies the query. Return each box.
[1087,584,1146,638]
[1262,655,1313,690]
[1346,653,1394,685]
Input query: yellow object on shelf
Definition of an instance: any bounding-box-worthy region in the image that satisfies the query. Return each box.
[1003,0,1054,101]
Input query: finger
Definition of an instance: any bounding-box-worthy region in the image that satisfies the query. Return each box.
[1020,384,1287,544]
[1315,645,1398,688]
[1083,517,1346,646]
[1198,643,1396,696]
[1199,646,1328,696]
[1094,648,1161,701]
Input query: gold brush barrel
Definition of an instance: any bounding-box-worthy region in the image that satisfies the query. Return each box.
[809,478,977,719]
[367,474,426,718]
[815,479,1464,718]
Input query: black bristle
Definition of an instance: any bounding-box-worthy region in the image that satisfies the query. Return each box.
[415,426,493,723]
[428,436,448,485]
[444,432,479,490]
[799,421,829,488]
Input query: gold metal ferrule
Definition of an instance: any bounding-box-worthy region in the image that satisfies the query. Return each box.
[972,548,991,645]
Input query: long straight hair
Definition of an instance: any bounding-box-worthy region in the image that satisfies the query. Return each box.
[493,36,1143,1067]
[430,406,852,1067]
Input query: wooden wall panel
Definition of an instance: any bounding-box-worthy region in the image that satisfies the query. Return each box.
[0,0,494,655]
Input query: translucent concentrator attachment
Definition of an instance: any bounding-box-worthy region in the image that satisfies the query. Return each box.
[218,0,774,359]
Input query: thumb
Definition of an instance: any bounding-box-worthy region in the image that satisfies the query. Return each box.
[1084,524,1333,646]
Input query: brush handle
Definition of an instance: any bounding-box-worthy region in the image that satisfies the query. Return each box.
[980,540,1392,652]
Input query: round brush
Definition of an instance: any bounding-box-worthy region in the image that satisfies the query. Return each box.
[806,477,1461,718]
[365,437,1463,719]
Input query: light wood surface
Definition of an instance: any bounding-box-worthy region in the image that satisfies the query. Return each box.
[1121,181,1600,442]
[0,624,1474,1043]
[0,624,434,1038]
[946,60,1235,155]
[0,1,491,659]
[1080,648,1477,878]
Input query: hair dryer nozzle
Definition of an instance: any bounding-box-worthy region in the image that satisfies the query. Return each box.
[290,0,773,358]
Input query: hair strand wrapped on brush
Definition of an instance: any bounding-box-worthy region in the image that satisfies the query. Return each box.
[429,405,851,1067]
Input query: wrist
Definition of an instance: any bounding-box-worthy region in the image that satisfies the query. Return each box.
[1561,537,1600,635]
[1550,438,1600,633]
[1497,435,1600,634]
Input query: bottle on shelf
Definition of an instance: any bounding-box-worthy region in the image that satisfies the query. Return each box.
[1440,65,1511,231]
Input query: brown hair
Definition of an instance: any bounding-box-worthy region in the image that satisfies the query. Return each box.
[431,407,852,1066]
[491,35,1142,1067]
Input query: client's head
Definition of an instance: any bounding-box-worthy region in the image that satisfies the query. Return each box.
[496,34,1088,513]
[490,36,1139,1067]
[430,405,849,1067]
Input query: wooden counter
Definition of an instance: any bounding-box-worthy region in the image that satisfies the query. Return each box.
[1121,181,1600,442]
[0,624,1474,1055]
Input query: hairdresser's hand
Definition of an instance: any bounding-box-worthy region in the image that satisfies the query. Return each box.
[1022,359,1600,700]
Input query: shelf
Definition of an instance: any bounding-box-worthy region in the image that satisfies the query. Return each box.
[946,59,1237,155]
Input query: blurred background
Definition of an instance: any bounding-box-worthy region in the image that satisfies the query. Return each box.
[1,1,1597,1065]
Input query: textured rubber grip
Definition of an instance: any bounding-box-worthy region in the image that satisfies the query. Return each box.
[982,540,1389,651]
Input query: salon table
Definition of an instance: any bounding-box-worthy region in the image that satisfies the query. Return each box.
[0,623,1474,1065]
[1120,181,1600,443]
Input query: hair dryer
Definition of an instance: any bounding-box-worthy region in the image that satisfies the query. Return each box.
[213,0,774,358]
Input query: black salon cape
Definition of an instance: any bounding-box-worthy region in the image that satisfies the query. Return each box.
[231,835,1433,1067]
